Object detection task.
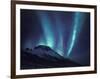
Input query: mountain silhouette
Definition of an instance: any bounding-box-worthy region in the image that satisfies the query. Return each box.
[21,45,82,69]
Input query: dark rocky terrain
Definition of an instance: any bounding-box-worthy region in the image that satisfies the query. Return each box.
[21,45,81,69]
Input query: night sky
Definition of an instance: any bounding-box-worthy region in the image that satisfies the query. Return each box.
[21,9,90,66]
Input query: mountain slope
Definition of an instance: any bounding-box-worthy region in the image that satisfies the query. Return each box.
[21,45,82,69]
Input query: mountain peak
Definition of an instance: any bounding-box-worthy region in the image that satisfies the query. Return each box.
[21,46,81,69]
[32,45,63,59]
[34,45,52,51]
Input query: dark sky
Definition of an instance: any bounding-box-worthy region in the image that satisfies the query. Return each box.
[21,9,90,65]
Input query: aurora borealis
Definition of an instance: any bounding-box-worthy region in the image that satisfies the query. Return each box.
[21,9,90,65]
[67,12,86,57]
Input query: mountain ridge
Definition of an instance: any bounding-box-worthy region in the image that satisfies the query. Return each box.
[21,45,82,69]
